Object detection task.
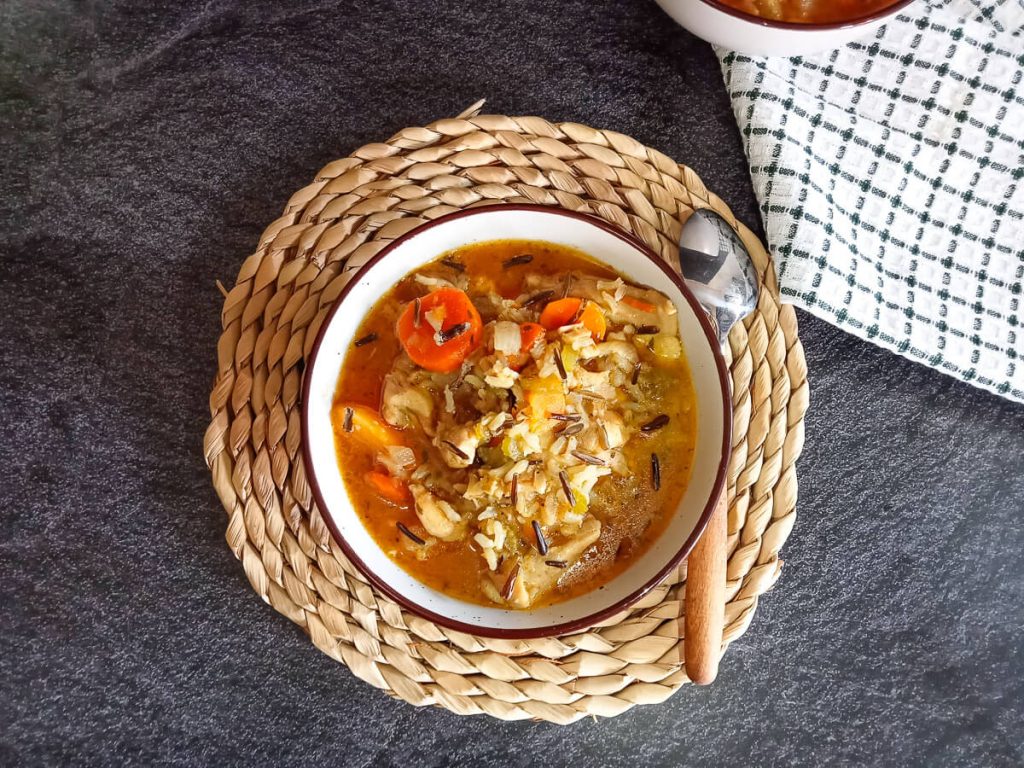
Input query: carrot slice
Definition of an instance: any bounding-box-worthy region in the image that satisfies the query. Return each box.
[539,297,581,330]
[365,471,411,505]
[578,302,606,341]
[622,295,657,313]
[539,297,605,341]
[397,288,483,373]
[507,322,545,370]
[333,403,403,448]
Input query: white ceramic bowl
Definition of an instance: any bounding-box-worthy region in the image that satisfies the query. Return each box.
[301,205,730,638]
[655,0,915,57]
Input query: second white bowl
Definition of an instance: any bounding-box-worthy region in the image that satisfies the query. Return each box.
[655,0,915,57]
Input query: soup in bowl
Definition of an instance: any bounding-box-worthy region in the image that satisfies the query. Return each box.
[302,206,730,637]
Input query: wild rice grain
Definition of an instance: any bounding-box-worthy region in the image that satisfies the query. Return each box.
[636,325,660,335]
[502,254,534,268]
[396,522,425,545]
[545,560,567,568]
[532,520,549,555]
[550,412,581,422]
[571,450,605,466]
[343,407,354,433]
[510,474,519,507]
[560,421,584,437]
[641,414,670,433]
[354,332,378,347]
[441,257,465,273]
[631,361,642,386]
[651,453,661,490]
[501,563,521,601]
[553,347,567,380]
[443,440,469,460]
[523,289,554,308]
[438,322,470,343]
[559,470,575,506]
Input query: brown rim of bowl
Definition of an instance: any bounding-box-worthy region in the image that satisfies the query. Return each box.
[695,0,915,31]
[300,203,732,639]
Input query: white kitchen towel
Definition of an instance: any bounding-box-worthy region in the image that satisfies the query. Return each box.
[718,0,1024,402]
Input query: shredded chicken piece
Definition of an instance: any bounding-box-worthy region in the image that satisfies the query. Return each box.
[498,518,602,607]
[381,372,434,430]
[410,485,462,540]
[581,339,639,370]
[574,369,616,399]
[435,422,482,468]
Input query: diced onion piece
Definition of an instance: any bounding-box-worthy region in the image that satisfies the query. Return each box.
[493,321,522,355]
[424,306,446,334]
[387,445,416,468]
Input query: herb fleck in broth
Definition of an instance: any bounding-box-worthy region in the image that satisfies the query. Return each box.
[332,239,697,609]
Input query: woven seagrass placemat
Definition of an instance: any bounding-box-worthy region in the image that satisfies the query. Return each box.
[203,102,808,723]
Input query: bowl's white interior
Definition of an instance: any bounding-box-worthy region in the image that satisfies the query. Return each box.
[305,208,727,633]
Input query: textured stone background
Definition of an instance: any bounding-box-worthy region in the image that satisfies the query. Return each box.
[2,1,1022,765]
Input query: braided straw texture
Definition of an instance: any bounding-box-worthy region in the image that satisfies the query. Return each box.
[204,103,808,724]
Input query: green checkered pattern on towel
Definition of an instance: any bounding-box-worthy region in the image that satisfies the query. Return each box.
[718,0,1024,402]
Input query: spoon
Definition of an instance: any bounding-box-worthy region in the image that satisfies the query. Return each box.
[677,208,760,685]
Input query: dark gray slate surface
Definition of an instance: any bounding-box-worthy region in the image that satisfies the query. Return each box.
[2,1,1022,765]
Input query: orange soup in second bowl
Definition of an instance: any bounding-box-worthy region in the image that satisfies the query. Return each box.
[718,0,902,24]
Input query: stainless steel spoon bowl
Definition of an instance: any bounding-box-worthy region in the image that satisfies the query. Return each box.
[679,208,760,344]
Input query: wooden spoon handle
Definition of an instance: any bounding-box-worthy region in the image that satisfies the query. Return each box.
[684,490,728,685]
